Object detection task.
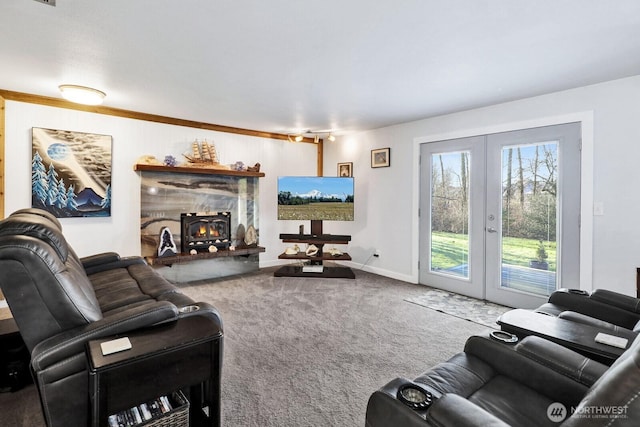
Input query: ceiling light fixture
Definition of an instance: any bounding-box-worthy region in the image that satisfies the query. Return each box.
[288,131,308,143]
[287,130,337,144]
[58,84,106,106]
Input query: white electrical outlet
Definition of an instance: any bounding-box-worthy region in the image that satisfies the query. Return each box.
[593,202,604,216]
[374,249,381,257]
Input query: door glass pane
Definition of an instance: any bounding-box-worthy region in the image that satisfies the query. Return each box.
[430,151,470,278]
[500,142,557,296]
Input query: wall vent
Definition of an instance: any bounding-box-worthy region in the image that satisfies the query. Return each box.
[33,0,56,6]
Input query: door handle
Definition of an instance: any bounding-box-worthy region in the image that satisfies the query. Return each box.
[487,227,498,233]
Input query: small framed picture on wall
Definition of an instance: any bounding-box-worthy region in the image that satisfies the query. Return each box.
[337,162,353,177]
[371,148,390,168]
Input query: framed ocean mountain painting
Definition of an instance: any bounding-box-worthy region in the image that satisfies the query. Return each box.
[31,127,112,218]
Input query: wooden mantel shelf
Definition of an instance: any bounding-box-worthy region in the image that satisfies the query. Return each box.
[148,246,265,266]
[134,163,265,177]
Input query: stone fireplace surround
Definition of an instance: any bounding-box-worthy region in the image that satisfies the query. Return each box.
[135,164,265,282]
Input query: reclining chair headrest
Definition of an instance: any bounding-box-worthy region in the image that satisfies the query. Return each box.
[9,208,63,230]
[0,214,69,261]
[0,212,103,351]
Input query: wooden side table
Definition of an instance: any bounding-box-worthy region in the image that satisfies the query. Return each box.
[87,315,222,427]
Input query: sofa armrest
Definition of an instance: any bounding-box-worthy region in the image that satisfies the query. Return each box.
[82,254,146,275]
[426,394,510,427]
[178,301,222,322]
[366,378,433,427]
[31,300,178,371]
[80,252,121,269]
[557,311,629,334]
[463,334,592,406]
[366,381,509,427]
[514,335,608,386]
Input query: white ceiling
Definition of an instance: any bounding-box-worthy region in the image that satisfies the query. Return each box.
[1,0,640,136]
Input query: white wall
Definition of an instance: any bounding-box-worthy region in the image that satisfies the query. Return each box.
[4,101,318,265]
[325,75,640,296]
[7,75,640,295]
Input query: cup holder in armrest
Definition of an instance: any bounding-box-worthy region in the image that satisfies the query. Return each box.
[179,304,200,313]
[490,330,519,344]
[397,383,435,410]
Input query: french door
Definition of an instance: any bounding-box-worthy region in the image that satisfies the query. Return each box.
[418,123,581,308]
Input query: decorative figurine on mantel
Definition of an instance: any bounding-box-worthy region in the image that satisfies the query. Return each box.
[157,227,178,258]
[232,161,261,173]
[164,155,178,167]
[182,139,230,169]
[232,161,246,171]
[136,155,162,165]
[244,225,258,246]
[247,162,261,172]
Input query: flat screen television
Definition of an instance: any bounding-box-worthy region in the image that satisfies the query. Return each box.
[277,176,354,221]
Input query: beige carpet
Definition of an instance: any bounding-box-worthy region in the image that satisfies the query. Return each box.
[178,268,487,426]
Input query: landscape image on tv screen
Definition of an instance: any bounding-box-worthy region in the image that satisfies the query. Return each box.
[277,176,354,221]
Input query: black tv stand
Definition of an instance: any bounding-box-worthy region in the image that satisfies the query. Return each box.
[279,233,351,242]
[275,220,355,279]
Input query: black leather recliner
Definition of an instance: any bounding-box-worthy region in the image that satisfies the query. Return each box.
[536,288,640,333]
[0,208,223,427]
[366,331,640,426]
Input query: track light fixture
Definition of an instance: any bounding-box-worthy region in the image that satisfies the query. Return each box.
[287,130,337,144]
[288,134,305,143]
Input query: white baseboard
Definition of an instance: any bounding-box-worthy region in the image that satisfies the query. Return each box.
[259,259,416,284]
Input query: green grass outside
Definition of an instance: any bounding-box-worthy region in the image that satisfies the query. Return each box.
[277,202,354,221]
[431,231,557,271]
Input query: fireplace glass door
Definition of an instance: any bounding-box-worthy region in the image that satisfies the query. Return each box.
[181,212,231,253]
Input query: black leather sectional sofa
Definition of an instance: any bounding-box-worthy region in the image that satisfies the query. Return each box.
[366,289,640,426]
[536,288,640,333]
[0,209,223,427]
